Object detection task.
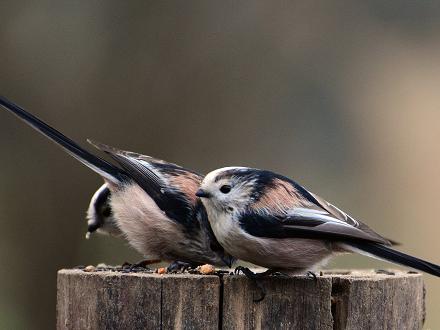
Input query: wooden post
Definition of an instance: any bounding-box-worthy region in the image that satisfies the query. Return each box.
[57,269,425,330]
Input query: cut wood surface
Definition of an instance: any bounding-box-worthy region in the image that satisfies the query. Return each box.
[57,269,425,330]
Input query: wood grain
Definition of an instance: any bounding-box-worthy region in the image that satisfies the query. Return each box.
[329,270,425,330]
[57,269,425,330]
[57,270,220,330]
[222,275,333,330]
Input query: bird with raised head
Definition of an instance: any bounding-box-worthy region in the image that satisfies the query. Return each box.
[196,166,440,277]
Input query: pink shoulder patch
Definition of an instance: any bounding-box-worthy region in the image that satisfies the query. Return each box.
[167,172,202,204]
[252,179,303,211]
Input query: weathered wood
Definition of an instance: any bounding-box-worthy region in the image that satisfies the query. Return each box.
[222,275,333,330]
[160,275,220,329]
[329,270,425,330]
[57,270,220,330]
[57,269,425,330]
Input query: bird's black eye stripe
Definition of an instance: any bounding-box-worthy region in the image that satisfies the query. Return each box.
[220,185,231,194]
[102,207,112,217]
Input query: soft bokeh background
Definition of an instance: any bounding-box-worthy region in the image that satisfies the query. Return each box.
[1,1,440,328]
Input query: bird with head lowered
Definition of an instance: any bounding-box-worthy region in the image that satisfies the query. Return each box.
[0,96,234,271]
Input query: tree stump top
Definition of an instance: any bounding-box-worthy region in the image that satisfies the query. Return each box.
[57,268,425,330]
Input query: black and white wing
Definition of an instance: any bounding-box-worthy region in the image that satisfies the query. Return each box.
[225,168,439,275]
[239,206,390,244]
[88,139,201,227]
[88,140,235,266]
[243,173,392,245]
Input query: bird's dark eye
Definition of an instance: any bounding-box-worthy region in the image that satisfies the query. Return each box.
[220,185,231,194]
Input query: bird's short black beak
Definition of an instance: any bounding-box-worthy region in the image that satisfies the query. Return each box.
[195,189,211,198]
[87,223,99,234]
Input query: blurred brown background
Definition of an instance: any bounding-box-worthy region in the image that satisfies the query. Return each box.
[1,1,440,328]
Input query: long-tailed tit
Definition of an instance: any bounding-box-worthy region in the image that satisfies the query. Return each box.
[0,96,234,268]
[196,167,440,276]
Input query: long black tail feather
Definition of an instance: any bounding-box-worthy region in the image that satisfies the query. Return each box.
[0,96,126,183]
[348,241,440,277]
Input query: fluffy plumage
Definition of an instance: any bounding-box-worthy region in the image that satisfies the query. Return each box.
[0,95,234,267]
[197,167,440,276]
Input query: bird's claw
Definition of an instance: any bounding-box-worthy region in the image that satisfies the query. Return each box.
[306,271,318,281]
[234,266,258,278]
[167,261,197,273]
[122,259,161,273]
[271,271,290,278]
[128,259,160,272]
[233,266,272,302]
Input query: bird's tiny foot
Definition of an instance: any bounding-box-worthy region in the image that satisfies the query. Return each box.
[234,266,257,278]
[123,259,161,273]
[233,266,274,302]
[270,271,290,278]
[234,267,278,279]
[306,271,318,281]
[167,261,198,273]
